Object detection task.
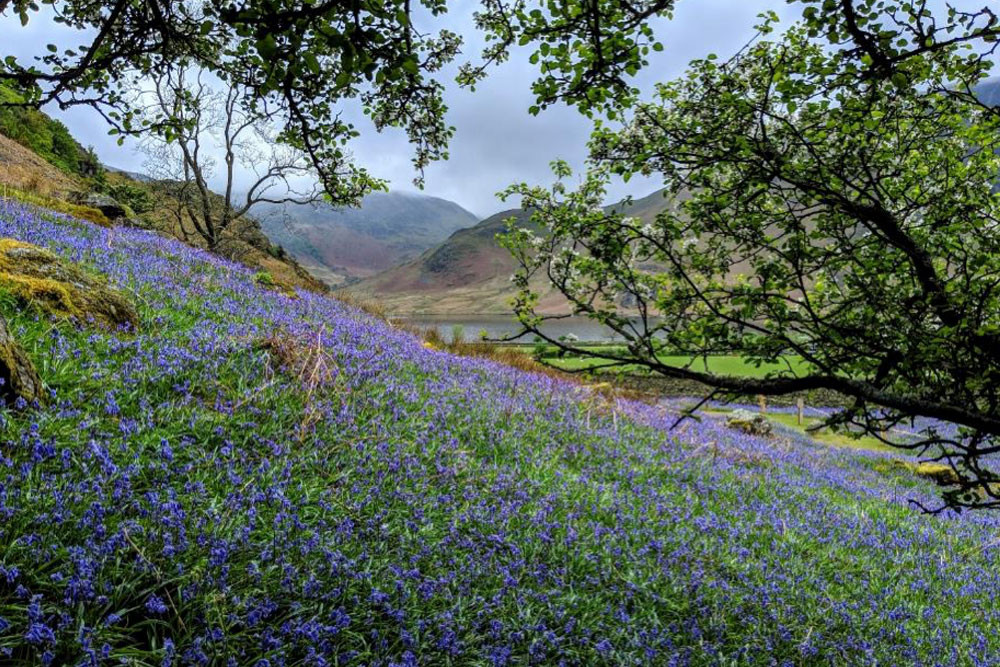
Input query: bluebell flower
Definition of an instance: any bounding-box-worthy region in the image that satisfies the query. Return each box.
[146,595,169,615]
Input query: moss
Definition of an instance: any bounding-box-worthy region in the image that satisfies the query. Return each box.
[253,271,299,299]
[913,462,960,485]
[866,458,961,486]
[0,314,43,406]
[1,189,111,227]
[0,274,78,319]
[62,203,112,228]
[0,238,138,330]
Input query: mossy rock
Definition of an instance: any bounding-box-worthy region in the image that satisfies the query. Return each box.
[74,192,128,221]
[61,203,112,228]
[726,408,774,437]
[912,462,960,485]
[0,238,138,330]
[0,314,43,406]
[881,459,962,486]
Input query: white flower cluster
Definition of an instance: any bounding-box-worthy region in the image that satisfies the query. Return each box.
[680,235,699,251]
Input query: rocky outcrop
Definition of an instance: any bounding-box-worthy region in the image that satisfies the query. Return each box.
[0,239,139,330]
[74,192,128,221]
[726,409,774,437]
[0,313,43,406]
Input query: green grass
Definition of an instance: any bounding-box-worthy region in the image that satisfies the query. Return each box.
[748,411,897,453]
[539,352,807,377]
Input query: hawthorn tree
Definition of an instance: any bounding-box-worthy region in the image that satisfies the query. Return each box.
[503,5,1000,512]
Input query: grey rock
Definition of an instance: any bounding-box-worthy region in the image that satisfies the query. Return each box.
[76,192,128,220]
[726,409,774,437]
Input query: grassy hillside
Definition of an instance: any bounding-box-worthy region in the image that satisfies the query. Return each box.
[1,198,1000,664]
[0,91,324,294]
[348,189,674,315]
[0,85,95,177]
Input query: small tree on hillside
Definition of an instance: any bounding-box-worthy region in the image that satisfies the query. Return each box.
[139,67,323,252]
[503,9,1000,512]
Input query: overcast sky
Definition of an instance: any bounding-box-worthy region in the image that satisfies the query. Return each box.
[3,1,798,218]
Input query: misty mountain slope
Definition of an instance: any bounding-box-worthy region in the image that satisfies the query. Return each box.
[348,188,673,314]
[974,77,1000,107]
[257,192,478,285]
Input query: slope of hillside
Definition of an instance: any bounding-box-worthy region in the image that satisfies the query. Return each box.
[257,192,479,285]
[2,198,1000,663]
[0,134,78,195]
[349,188,674,314]
[0,97,324,293]
[0,83,97,179]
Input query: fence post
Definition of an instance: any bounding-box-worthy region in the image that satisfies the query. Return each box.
[757,394,767,415]
[797,397,804,425]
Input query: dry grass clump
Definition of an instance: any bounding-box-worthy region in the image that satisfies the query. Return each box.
[335,292,388,321]
[256,327,342,440]
[257,327,338,389]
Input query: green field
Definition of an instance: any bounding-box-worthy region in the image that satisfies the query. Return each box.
[704,409,898,453]
[532,349,807,377]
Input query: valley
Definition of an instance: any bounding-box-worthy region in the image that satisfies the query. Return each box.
[257,192,478,286]
[2,6,1000,663]
[346,187,677,315]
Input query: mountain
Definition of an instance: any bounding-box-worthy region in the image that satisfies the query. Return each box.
[257,192,479,286]
[975,77,1000,107]
[347,188,676,315]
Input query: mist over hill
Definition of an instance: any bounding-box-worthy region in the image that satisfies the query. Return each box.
[257,192,478,286]
[975,77,1000,107]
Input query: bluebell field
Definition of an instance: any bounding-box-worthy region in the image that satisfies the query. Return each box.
[1,198,999,665]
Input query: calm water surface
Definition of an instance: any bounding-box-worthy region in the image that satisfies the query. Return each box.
[392,315,634,343]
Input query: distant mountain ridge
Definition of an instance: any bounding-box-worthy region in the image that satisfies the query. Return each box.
[257,193,479,286]
[348,188,676,315]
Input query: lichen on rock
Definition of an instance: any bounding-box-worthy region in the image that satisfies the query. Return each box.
[0,238,139,330]
[726,408,774,437]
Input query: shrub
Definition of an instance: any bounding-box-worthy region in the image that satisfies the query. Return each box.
[0,84,89,176]
[105,181,154,215]
[253,271,275,287]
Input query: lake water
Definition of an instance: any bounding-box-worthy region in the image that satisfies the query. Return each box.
[391,315,631,344]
